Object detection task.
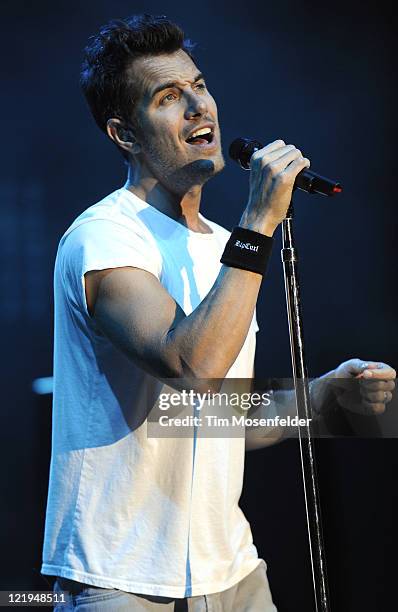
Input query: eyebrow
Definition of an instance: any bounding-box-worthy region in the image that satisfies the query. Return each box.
[150,72,205,99]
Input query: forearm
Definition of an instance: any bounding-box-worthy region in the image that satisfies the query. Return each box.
[163,146,309,383]
[244,388,299,450]
[162,216,276,382]
[164,264,261,381]
[245,374,336,450]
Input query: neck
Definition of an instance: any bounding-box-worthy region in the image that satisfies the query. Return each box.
[125,164,212,234]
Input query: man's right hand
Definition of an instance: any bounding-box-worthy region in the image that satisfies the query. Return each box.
[240,139,310,236]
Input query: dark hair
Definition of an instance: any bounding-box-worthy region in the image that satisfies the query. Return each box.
[80,14,195,157]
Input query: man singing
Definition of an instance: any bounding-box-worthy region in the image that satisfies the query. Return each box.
[41,14,395,611]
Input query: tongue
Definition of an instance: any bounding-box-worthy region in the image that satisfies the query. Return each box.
[188,137,208,145]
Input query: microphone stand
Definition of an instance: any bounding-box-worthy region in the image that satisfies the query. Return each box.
[281,200,331,612]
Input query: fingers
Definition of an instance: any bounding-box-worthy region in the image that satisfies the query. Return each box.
[335,358,396,416]
[264,145,299,167]
[362,362,396,380]
[250,140,286,166]
[245,138,309,232]
[269,148,309,174]
[361,400,387,415]
[251,142,310,173]
[359,379,395,392]
[360,374,395,415]
[281,154,311,177]
[257,139,287,156]
[360,388,393,404]
[342,358,371,377]
[344,358,396,381]
[360,377,394,404]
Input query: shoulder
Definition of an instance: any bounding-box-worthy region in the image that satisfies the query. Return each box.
[61,188,153,243]
[56,189,162,279]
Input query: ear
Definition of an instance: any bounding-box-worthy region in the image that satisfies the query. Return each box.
[106,118,141,155]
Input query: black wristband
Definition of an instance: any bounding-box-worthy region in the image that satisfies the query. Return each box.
[220,227,274,276]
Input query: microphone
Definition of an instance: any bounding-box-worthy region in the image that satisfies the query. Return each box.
[229,137,342,197]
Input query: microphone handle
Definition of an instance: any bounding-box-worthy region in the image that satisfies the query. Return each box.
[296,169,342,197]
[234,139,342,196]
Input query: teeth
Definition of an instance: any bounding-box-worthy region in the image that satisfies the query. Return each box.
[190,127,212,139]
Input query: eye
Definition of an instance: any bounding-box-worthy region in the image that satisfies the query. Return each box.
[160,92,178,105]
[194,82,207,92]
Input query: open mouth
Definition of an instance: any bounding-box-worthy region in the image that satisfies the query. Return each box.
[185,126,215,146]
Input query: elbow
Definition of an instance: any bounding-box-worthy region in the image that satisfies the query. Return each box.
[178,361,225,395]
[162,333,227,394]
[178,351,230,391]
[161,360,224,395]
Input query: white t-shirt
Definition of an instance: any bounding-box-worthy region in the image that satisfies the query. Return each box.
[41,187,261,598]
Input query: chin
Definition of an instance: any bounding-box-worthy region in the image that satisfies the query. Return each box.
[197,149,225,174]
[160,151,225,195]
[188,156,225,185]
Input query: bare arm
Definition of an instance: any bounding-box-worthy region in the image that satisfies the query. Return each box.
[86,264,261,385]
[244,387,298,451]
[85,140,310,388]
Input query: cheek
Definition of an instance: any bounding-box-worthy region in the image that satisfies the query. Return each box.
[137,123,166,151]
[143,123,184,160]
[155,124,182,152]
[144,112,182,142]
[207,94,219,118]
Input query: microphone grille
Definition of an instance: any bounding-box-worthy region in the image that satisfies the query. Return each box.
[229,137,263,169]
[228,138,248,162]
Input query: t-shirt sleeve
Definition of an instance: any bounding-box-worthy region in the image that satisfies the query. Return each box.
[57,219,163,316]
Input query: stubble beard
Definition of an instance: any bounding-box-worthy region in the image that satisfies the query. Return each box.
[142,139,225,197]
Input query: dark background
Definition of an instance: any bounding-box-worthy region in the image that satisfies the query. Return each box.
[1,0,397,610]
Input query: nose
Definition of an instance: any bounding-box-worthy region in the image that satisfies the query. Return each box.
[184,91,207,119]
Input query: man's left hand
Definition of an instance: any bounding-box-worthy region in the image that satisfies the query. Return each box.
[332,358,396,415]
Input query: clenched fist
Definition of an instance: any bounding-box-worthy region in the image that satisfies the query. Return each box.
[239,139,310,237]
[332,358,396,415]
